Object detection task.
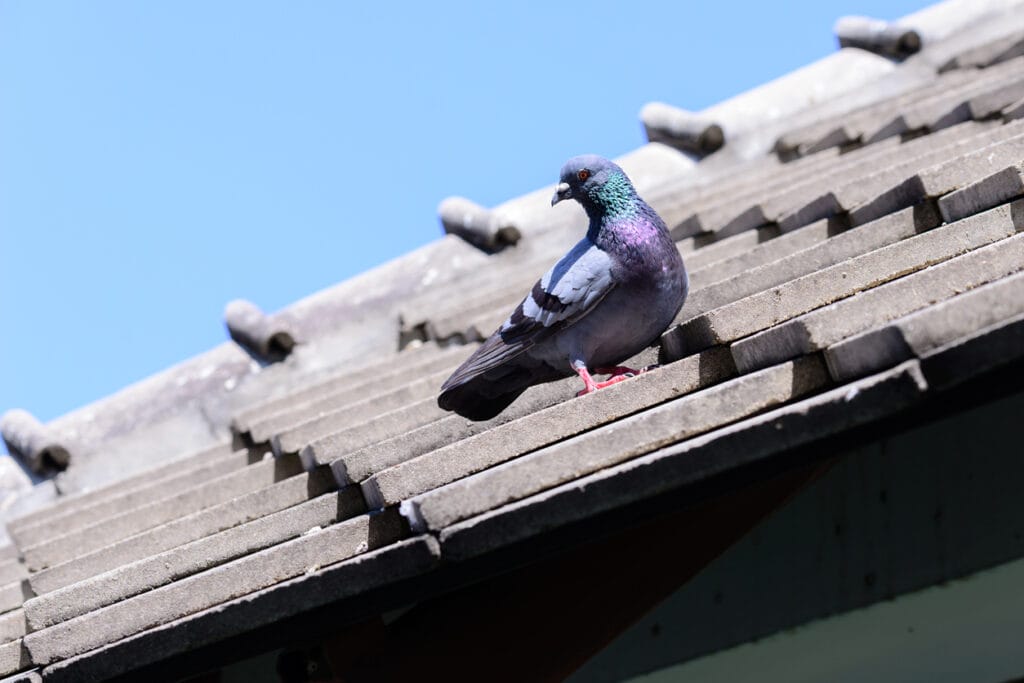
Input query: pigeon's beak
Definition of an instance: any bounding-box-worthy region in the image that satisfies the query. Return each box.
[551,182,571,206]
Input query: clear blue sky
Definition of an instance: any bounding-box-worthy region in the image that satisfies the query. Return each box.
[1,1,932,441]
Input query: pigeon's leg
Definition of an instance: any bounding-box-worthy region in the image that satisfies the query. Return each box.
[574,365,600,396]
[574,364,636,397]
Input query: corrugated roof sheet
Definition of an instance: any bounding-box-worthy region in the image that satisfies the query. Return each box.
[2,0,1024,679]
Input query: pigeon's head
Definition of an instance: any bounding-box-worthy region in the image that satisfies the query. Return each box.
[551,155,635,211]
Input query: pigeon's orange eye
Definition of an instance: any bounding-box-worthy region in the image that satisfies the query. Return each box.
[577,169,590,182]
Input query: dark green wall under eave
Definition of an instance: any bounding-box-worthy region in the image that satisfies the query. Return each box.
[571,388,1024,683]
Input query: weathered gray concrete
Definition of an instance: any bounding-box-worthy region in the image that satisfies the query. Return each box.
[938,26,1024,71]
[825,270,1024,382]
[321,373,591,486]
[397,232,577,334]
[700,117,1002,238]
[681,225,782,277]
[868,57,1024,137]
[230,343,465,435]
[437,195,521,253]
[836,15,920,58]
[921,312,1024,391]
[39,537,441,683]
[667,200,1023,357]
[0,612,24,646]
[802,126,856,155]
[23,509,405,666]
[845,120,1023,213]
[641,102,724,155]
[683,203,939,322]
[774,93,918,159]
[670,145,850,238]
[402,272,533,341]
[0,583,27,619]
[1006,96,1024,121]
[9,448,255,549]
[0,567,23,593]
[363,347,738,509]
[783,117,989,235]
[314,346,657,487]
[775,193,845,233]
[776,68,983,157]
[732,221,1024,374]
[28,466,337,596]
[849,124,1024,225]
[404,356,828,533]
[938,163,1024,223]
[439,362,928,562]
[224,298,296,362]
[247,361,460,446]
[964,74,1024,121]
[860,112,912,145]
[25,487,365,631]
[22,454,306,572]
[0,640,28,678]
[0,667,36,683]
[428,300,515,346]
[243,350,468,440]
[296,397,448,471]
[908,81,996,133]
[655,51,905,232]
[0,411,69,476]
[5,442,236,534]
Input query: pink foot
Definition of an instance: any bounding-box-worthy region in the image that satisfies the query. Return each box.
[574,366,599,396]
[574,365,655,397]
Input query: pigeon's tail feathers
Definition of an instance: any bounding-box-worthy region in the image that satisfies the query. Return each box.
[438,333,561,421]
[437,379,528,421]
[440,332,529,392]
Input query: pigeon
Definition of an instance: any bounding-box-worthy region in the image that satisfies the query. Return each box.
[437,155,688,421]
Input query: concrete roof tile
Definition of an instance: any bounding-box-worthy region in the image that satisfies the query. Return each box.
[247,362,458,447]
[22,508,404,666]
[0,412,70,476]
[28,465,337,595]
[0,640,29,679]
[24,486,364,632]
[38,537,440,683]
[224,299,297,363]
[835,16,922,59]
[316,372,592,486]
[641,103,725,156]
[6,6,1024,676]
[437,196,521,254]
[8,448,255,550]
[668,199,1017,357]
[937,162,1024,222]
[21,453,305,572]
[438,362,928,561]
[733,208,1024,373]
[405,356,827,533]
[825,269,1024,382]
[364,347,736,510]
[0,612,24,647]
[920,311,1024,390]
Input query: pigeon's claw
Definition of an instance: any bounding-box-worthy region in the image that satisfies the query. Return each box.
[574,364,645,397]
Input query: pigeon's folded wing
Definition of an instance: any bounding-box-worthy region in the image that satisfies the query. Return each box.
[502,240,616,340]
[440,240,615,392]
